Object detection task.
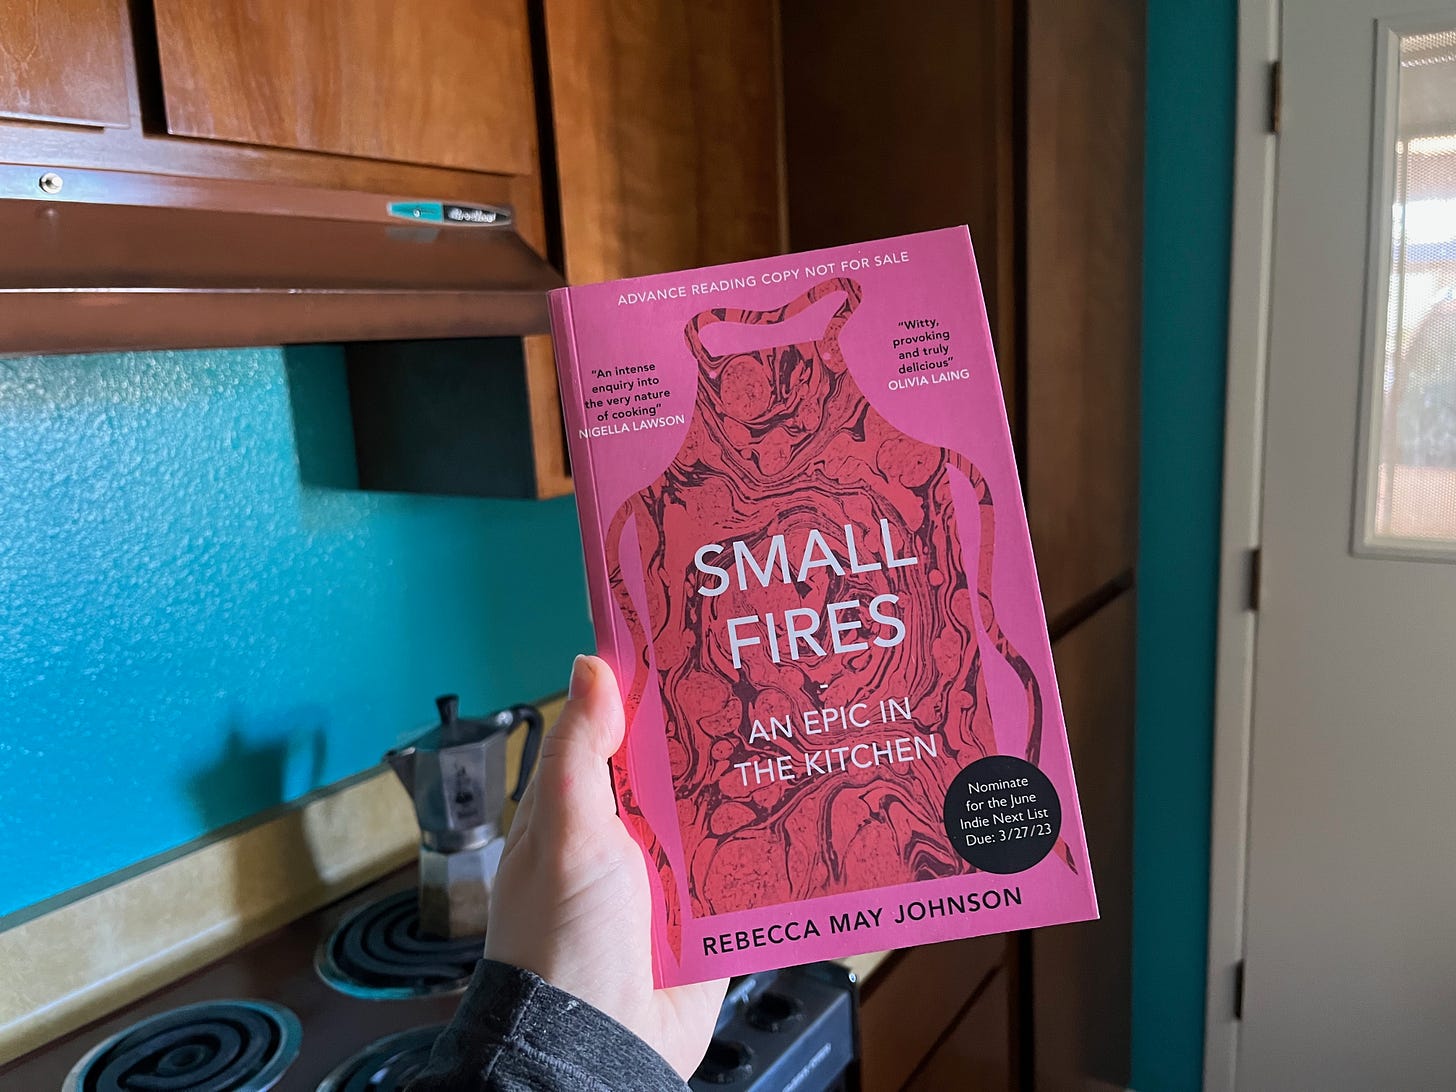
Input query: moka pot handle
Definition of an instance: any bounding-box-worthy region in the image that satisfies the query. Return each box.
[510,704,545,802]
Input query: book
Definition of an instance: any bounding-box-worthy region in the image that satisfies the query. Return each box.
[549,227,1098,986]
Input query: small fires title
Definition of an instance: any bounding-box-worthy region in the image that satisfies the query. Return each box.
[693,520,918,668]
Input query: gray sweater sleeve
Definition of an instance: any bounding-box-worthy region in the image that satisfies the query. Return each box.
[407,959,691,1092]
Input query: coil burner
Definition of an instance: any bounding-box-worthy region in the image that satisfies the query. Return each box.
[317,889,484,999]
[62,999,300,1092]
[317,1025,444,1092]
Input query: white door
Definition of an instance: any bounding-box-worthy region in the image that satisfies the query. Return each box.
[1240,2,1456,1088]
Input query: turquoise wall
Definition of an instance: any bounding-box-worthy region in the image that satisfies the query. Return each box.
[1134,1,1235,1088]
[0,345,593,918]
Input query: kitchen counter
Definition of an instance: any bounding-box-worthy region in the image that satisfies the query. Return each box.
[3,862,873,1089]
[0,692,895,1063]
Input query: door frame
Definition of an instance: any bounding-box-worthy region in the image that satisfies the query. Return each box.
[1204,0,1279,1089]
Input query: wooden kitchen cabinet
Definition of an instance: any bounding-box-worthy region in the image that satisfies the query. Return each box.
[903,966,1013,1092]
[541,0,785,282]
[782,0,1019,424]
[1023,0,1143,629]
[1033,591,1135,1091]
[858,936,1007,1091]
[0,0,132,128]
[150,0,539,175]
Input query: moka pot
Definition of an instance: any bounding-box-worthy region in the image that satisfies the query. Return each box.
[385,695,543,938]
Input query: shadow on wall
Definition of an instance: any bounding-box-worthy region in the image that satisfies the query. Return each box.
[187,708,330,830]
[282,345,361,491]
[186,708,332,909]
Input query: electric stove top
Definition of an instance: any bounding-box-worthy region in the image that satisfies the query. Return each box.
[2,869,860,1091]
[1,870,465,1091]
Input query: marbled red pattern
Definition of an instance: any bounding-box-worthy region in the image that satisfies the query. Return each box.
[605,279,1060,962]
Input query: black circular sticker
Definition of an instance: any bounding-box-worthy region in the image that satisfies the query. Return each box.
[942,755,1061,874]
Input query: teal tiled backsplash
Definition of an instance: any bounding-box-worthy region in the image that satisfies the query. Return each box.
[0,344,592,917]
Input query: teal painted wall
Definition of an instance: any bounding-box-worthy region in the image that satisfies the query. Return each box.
[1134,1,1235,1088]
[0,345,593,918]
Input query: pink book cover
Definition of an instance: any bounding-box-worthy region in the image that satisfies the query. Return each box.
[549,227,1098,987]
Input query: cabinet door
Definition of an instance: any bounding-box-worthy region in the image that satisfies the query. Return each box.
[151,0,538,175]
[859,936,1005,1091]
[1024,0,1144,623]
[535,0,785,499]
[1033,592,1135,1090]
[543,0,784,281]
[0,0,131,127]
[782,0,1018,425]
[904,966,1012,1092]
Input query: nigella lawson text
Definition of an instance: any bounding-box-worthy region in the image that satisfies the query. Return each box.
[700,886,1024,956]
[694,519,918,669]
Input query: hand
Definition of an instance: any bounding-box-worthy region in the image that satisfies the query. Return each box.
[484,654,728,1079]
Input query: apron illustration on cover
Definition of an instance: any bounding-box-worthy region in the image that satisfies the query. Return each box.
[605,278,1070,964]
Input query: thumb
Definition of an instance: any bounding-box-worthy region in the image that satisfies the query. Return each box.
[532,655,625,831]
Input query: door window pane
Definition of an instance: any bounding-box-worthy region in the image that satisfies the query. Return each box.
[1366,29,1456,549]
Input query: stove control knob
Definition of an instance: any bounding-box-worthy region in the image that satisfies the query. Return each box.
[746,990,804,1033]
[695,1038,754,1084]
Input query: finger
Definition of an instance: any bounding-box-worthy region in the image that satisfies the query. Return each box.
[532,655,626,834]
[501,766,538,854]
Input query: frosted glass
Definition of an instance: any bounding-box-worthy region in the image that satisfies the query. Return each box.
[1367,29,1456,547]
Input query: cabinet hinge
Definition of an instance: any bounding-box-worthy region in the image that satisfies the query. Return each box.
[1268,61,1282,134]
[1233,959,1246,1019]
[1247,548,1262,612]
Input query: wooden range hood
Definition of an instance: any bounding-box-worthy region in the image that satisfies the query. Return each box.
[0,166,564,355]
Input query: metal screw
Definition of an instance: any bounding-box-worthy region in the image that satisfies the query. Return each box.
[38,172,63,195]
